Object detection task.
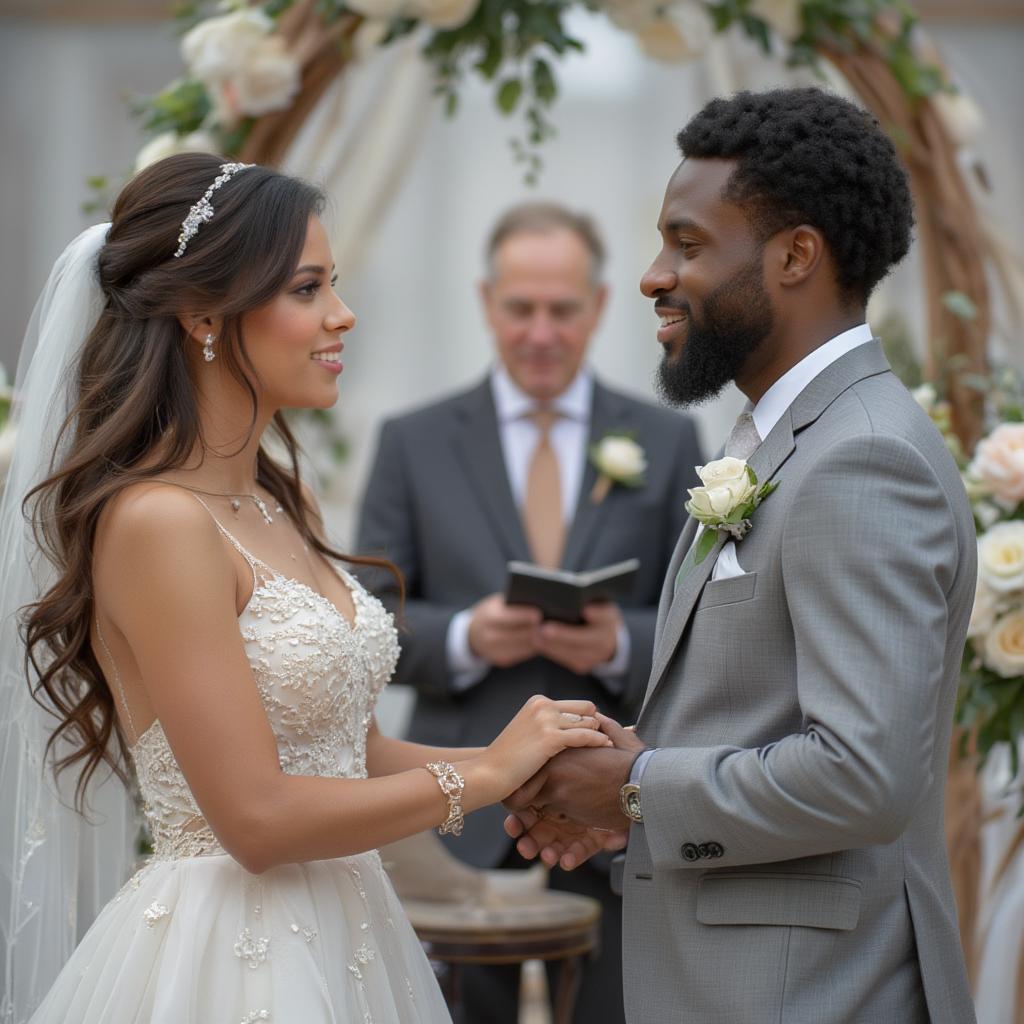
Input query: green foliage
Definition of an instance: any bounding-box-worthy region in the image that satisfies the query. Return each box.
[136,79,212,136]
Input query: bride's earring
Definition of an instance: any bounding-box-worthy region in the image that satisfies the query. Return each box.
[202,333,216,363]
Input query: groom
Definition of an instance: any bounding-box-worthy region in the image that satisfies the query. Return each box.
[505,88,978,1023]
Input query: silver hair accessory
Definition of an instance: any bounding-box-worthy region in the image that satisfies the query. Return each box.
[202,333,216,362]
[173,161,254,258]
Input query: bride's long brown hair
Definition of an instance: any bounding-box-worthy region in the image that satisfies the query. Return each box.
[23,153,401,811]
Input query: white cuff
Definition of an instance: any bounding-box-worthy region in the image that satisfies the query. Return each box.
[446,608,491,693]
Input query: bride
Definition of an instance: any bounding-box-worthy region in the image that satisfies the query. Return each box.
[0,153,620,1023]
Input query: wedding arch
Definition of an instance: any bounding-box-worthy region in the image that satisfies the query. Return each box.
[86,0,1024,1015]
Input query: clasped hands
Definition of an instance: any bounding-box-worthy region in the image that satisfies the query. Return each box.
[502,713,647,871]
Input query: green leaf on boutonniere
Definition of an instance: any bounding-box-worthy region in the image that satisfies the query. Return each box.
[694,528,719,566]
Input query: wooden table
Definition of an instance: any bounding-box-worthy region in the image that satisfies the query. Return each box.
[402,887,602,1024]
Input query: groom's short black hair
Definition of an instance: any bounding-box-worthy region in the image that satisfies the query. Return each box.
[677,87,913,305]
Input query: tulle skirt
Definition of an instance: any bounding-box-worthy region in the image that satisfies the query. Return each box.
[29,850,452,1023]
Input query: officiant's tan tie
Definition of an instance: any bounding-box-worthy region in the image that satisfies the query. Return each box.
[523,408,565,569]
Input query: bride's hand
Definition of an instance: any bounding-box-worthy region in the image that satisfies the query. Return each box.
[477,696,612,801]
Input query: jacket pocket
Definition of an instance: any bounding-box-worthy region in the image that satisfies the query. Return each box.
[696,571,757,610]
[696,872,862,931]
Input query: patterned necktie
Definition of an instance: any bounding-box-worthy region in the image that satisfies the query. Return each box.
[725,410,761,460]
[523,408,565,568]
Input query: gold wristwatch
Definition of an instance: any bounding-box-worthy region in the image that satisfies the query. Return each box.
[619,782,643,824]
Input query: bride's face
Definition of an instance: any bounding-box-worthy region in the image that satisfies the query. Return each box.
[239,216,354,411]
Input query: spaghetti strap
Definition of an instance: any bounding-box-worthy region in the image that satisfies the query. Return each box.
[186,494,279,589]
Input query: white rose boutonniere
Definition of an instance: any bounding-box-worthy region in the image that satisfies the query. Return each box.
[590,432,647,504]
[685,456,777,564]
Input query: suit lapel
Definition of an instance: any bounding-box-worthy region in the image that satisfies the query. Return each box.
[453,380,531,562]
[561,381,622,571]
[639,411,796,717]
[637,339,894,719]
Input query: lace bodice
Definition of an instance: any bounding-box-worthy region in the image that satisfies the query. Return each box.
[127,513,399,860]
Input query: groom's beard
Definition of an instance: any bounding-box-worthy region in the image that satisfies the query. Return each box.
[655,252,774,408]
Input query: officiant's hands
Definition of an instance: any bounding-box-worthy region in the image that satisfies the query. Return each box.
[468,593,543,667]
[535,602,622,675]
[503,713,646,866]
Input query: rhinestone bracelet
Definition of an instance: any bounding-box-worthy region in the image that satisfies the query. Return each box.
[425,761,465,837]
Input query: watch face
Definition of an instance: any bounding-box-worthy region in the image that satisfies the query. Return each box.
[621,785,643,822]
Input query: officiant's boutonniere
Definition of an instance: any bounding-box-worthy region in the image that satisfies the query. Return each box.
[590,432,647,504]
[686,456,778,565]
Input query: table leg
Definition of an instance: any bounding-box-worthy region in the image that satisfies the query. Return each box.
[552,955,583,1024]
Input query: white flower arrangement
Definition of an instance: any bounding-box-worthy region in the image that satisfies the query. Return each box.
[685,456,777,564]
[589,432,647,504]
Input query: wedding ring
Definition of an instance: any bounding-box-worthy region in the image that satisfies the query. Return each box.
[560,712,584,725]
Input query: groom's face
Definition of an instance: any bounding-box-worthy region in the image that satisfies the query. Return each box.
[641,158,775,407]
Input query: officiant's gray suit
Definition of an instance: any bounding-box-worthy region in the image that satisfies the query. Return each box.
[625,341,977,1023]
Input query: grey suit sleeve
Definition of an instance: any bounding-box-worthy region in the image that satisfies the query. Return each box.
[641,433,959,870]
[355,420,459,701]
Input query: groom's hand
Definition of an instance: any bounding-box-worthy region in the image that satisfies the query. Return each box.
[503,805,628,870]
[505,744,639,831]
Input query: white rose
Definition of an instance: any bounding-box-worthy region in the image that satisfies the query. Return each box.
[134,130,220,172]
[687,457,757,521]
[182,9,274,84]
[931,90,985,150]
[983,608,1024,678]
[415,0,478,29]
[595,436,646,481]
[230,38,301,117]
[978,521,1024,593]
[748,0,802,41]
[968,578,1000,641]
[911,383,937,412]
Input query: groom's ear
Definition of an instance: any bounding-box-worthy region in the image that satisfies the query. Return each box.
[773,225,827,290]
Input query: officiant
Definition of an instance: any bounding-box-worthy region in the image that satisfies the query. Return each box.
[356,201,701,1023]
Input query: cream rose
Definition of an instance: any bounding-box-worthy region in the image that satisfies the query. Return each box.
[686,456,757,521]
[181,9,274,84]
[983,608,1024,678]
[969,423,1024,508]
[229,38,301,117]
[134,130,219,172]
[978,521,1024,593]
[594,436,646,482]
[932,90,985,150]
[968,578,1000,641]
[912,383,937,413]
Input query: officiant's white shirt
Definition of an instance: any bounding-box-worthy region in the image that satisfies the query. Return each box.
[447,365,630,691]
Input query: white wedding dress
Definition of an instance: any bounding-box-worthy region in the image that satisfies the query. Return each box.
[29,508,452,1023]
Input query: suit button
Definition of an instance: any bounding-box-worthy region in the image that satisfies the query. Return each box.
[680,843,700,862]
[706,842,724,858]
[696,843,710,859]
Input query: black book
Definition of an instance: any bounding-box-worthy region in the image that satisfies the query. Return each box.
[504,558,640,624]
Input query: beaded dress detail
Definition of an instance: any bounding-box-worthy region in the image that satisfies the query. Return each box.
[29,506,452,1024]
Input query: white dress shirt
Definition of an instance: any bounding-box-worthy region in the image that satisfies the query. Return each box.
[447,365,630,692]
[632,323,875,784]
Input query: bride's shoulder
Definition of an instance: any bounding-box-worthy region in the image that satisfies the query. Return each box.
[96,481,225,570]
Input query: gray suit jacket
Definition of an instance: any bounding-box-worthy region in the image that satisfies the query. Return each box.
[356,375,702,867]
[623,342,976,1023]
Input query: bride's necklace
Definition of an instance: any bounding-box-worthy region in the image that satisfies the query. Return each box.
[154,479,284,525]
